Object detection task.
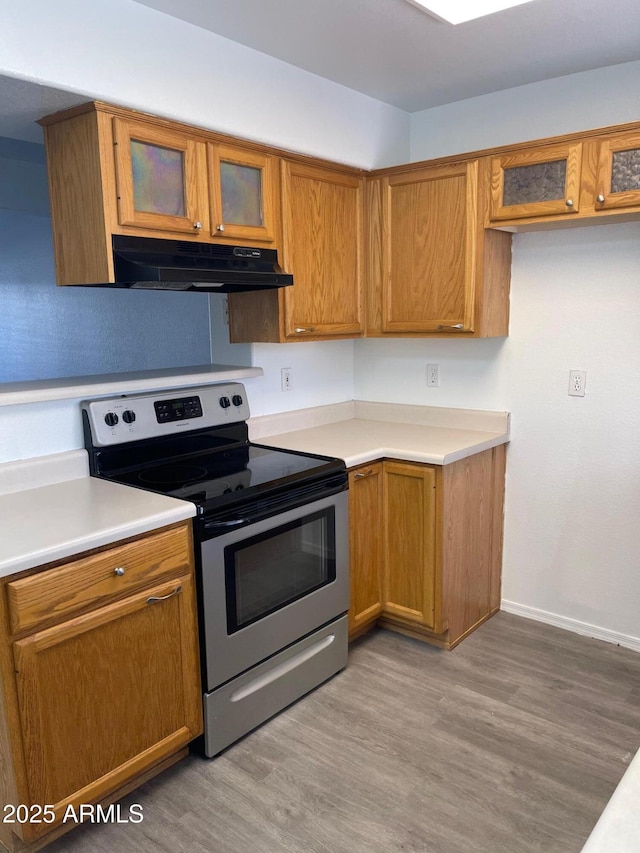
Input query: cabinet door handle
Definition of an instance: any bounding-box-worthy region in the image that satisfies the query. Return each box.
[437,323,464,330]
[113,567,126,577]
[354,468,374,479]
[193,221,202,230]
[147,585,182,604]
[216,223,225,232]
[596,194,605,203]
[294,327,315,333]
[565,198,574,207]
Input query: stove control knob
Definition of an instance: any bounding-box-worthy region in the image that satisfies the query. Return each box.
[232,394,243,407]
[104,412,119,427]
[219,396,231,409]
[122,410,136,424]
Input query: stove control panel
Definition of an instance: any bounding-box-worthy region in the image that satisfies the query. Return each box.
[82,383,251,447]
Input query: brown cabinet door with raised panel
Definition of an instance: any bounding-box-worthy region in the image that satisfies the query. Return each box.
[12,573,201,838]
[594,131,640,213]
[282,161,364,339]
[383,462,439,629]
[382,161,478,333]
[112,118,207,236]
[490,141,583,221]
[348,463,384,637]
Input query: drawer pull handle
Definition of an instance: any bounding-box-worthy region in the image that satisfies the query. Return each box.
[294,327,315,333]
[437,323,464,330]
[147,585,182,604]
[354,468,374,479]
[113,567,126,577]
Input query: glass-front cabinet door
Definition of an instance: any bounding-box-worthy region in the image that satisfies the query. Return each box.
[112,118,206,235]
[490,141,583,221]
[207,144,277,244]
[594,131,640,212]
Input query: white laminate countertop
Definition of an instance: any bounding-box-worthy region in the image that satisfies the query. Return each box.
[581,748,640,852]
[250,402,510,468]
[0,476,195,579]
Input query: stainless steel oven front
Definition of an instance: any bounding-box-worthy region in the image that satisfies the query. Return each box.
[199,489,349,756]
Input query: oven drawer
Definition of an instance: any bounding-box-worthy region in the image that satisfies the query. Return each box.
[203,615,348,757]
[6,522,192,635]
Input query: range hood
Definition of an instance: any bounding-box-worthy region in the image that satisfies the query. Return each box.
[104,235,293,293]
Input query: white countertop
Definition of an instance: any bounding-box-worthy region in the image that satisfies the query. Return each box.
[581,748,640,852]
[0,476,195,578]
[250,402,510,468]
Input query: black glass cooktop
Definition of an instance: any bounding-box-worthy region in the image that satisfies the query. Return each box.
[104,443,343,511]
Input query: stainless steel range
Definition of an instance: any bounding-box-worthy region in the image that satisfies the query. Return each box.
[82,383,349,757]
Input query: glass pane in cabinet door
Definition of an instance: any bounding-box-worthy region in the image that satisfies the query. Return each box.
[220,161,263,226]
[130,140,186,216]
[611,149,640,193]
[503,159,567,206]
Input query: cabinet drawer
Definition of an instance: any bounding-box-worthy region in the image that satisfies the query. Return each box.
[6,523,192,635]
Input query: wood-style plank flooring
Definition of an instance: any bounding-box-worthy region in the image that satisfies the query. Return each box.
[47,613,640,853]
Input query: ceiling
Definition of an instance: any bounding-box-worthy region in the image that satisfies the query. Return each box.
[1,0,640,144]
[132,0,640,111]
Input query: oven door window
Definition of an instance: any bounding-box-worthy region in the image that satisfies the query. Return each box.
[225,507,336,633]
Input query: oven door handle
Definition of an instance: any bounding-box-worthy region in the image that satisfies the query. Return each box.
[204,517,251,530]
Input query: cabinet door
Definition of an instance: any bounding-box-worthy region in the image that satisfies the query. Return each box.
[208,144,278,244]
[490,141,583,220]
[282,161,364,339]
[112,118,206,236]
[12,574,201,837]
[348,464,383,637]
[594,131,640,212]
[382,462,439,629]
[381,161,478,334]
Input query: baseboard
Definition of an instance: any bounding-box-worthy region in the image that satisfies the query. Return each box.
[501,600,640,654]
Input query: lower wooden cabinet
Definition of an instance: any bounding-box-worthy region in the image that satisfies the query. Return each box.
[348,447,506,649]
[0,521,202,850]
[348,463,384,636]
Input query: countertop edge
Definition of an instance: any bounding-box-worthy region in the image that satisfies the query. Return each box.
[1,503,196,578]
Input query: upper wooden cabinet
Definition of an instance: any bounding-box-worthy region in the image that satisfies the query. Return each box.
[228,160,365,342]
[487,125,640,229]
[113,117,207,235]
[593,130,640,212]
[367,159,512,338]
[207,143,278,243]
[490,141,583,221]
[40,102,280,285]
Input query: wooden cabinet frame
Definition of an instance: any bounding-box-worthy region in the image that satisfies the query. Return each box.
[113,118,206,235]
[0,522,201,851]
[490,141,583,221]
[595,130,640,212]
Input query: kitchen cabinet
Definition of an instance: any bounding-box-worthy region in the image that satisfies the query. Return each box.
[228,160,365,342]
[593,129,640,213]
[40,102,280,286]
[348,448,506,649]
[366,159,512,338]
[207,143,278,244]
[0,522,201,850]
[489,141,583,221]
[348,463,384,638]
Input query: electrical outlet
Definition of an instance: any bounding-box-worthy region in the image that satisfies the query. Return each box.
[568,370,587,397]
[426,364,440,387]
[281,368,292,392]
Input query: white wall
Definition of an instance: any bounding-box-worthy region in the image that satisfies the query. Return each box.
[410,60,640,161]
[0,0,409,169]
[356,66,640,648]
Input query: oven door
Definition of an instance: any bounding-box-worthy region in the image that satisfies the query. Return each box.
[199,490,349,690]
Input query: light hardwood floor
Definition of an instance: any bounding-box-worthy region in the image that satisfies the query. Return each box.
[46,613,640,853]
